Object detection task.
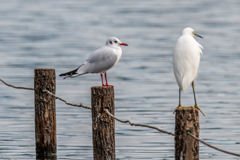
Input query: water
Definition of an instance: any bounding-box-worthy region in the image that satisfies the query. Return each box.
[0,0,240,159]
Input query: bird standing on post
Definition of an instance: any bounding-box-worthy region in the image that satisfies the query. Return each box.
[173,27,205,116]
[59,37,128,87]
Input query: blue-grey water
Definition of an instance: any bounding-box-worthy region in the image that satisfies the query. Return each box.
[0,0,240,159]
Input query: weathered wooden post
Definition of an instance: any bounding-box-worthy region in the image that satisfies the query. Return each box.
[34,68,56,157]
[175,107,199,160]
[91,86,115,160]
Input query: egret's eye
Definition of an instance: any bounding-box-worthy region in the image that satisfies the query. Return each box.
[114,41,117,43]
[109,41,112,44]
[192,31,194,35]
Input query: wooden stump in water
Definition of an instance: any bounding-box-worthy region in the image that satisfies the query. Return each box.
[175,107,199,160]
[91,86,115,160]
[34,68,56,157]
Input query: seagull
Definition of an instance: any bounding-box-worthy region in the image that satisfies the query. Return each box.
[59,37,128,87]
[173,27,205,116]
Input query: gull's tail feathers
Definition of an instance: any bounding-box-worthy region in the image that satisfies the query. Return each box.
[62,73,87,79]
[59,64,87,79]
[59,68,78,77]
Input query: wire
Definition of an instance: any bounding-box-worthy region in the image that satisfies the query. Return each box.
[0,79,34,90]
[187,131,240,157]
[1,78,240,157]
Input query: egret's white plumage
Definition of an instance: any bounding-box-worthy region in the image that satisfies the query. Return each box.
[60,37,128,86]
[173,27,205,115]
[173,27,203,90]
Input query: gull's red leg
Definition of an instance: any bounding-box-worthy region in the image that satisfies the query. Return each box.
[100,73,105,86]
[105,72,114,87]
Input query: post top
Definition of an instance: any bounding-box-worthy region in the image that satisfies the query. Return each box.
[175,106,196,111]
[35,68,55,71]
[91,86,114,89]
[175,107,199,116]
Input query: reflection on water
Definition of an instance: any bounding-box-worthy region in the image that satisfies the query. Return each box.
[0,0,240,159]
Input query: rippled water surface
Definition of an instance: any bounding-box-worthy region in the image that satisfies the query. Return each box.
[0,0,240,159]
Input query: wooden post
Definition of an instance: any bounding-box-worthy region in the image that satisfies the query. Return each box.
[175,107,199,160]
[91,86,115,160]
[34,68,56,157]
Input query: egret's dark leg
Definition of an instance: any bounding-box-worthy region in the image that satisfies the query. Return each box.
[179,88,181,107]
[173,88,183,114]
[100,73,105,86]
[104,73,114,87]
[192,81,205,116]
[192,81,197,106]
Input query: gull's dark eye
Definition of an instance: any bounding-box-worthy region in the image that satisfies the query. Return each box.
[114,41,117,43]
[109,41,112,44]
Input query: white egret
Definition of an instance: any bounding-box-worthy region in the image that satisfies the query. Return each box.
[59,37,128,87]
[173,27,205,116]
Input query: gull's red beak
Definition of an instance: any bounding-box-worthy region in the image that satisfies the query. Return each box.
[120,43,128,46]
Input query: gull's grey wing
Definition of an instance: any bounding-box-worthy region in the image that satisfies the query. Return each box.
[77,46,118,74]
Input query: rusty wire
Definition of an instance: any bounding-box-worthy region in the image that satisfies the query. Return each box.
[1,78,240,157]
[0,79,34,90]
[187,131,240,157]
[0,78,91,110]
[43,89,91,110]
[103,108,175,136]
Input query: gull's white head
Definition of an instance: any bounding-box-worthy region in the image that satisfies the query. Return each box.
[182,27,203,38]
[105,37,128,47]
